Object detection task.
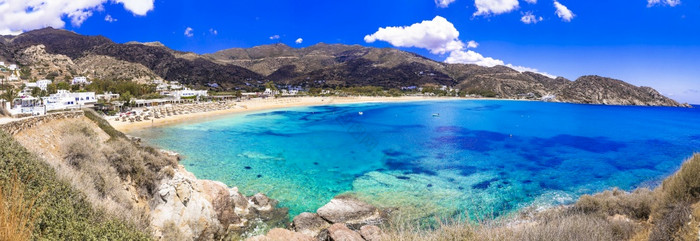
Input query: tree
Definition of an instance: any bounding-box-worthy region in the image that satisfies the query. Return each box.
[56,82,70,90]
[47,83,58,94]
[31,87,41,97]
[235,90,243,99]
[1,88,17,102]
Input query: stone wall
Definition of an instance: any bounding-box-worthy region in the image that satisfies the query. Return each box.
[0,111,84,135]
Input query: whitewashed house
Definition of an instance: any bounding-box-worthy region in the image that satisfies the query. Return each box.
[263,88,279,96]
[42,90,97,111]
[7,96,45,116]
[162,88,207,100]
[71,76,90,85]
[36,79,52,91]
[8,64,17,71]
[0,62,5,67]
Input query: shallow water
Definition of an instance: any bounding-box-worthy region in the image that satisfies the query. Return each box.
[129,100,700,219]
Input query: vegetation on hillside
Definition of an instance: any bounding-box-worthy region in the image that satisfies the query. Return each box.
[0,130,151,240]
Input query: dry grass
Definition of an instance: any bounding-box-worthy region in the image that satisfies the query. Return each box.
[380,154,700,241]
[0,175,43,241]
[575,188,654,220]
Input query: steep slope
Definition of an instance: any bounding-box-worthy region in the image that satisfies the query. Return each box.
[558,75,685,106]
[0,28,689,107]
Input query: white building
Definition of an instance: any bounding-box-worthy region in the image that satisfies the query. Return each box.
[8,73,19,81]
[7,96,45,116]
[96,92,120,101]
[8,64,17,71]
[0,62,4,67]
[42,90,97,111]
[263,88,279,96]
[162,88,207,100]
[36,79,52,91]
[71,76,90,85]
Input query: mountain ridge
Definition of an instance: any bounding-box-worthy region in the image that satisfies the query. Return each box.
[0,28,690,107]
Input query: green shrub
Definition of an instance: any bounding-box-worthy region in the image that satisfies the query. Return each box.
[83,108,127,139]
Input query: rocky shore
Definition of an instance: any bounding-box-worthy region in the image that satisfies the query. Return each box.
[249,195,389,241]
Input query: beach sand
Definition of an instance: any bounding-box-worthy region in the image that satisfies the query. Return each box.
[110,96,462,132]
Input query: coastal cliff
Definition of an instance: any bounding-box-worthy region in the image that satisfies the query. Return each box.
[0,28,689,107]
[1,111,288,240]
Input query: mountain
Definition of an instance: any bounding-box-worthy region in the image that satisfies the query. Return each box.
[0,28,690,107]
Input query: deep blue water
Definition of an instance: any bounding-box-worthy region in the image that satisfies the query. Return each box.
[129,100,700,219]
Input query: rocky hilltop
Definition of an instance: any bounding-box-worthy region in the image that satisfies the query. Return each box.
[0,28,689,107]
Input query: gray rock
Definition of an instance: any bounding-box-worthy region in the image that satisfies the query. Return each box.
[317,196,383,227]
[292,212,331,238]
[246,228,314,241]
[326,223,365,241]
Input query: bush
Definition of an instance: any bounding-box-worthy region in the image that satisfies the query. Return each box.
[0,130,150,240]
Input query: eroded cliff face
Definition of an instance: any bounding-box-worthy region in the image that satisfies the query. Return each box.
[7,112,289,240]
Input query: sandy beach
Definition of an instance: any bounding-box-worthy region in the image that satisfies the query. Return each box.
[109,96,462,132]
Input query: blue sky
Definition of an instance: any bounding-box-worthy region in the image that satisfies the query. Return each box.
[2,0,699,103]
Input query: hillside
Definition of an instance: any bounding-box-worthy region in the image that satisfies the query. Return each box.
[0,28,689,107]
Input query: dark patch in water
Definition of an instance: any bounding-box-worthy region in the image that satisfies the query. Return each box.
[523,180,533,184]
[473,178,498,190]
[458,186,464,190]
[382,149,405,157]
[533,135,625,153]
[459,166,478,176]
[260,130,293,137]
[427,184,433,188]
[244,166,251,170]
[464,104,502,111]
[313,162,319,165]
[396,176,411,180]
[256,174,262,178]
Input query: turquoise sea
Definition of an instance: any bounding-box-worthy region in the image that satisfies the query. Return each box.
[129,100,700,219]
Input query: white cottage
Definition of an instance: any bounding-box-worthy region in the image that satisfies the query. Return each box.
[42,90,97,111]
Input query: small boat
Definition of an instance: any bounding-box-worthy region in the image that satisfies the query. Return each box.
[432,113,440,117]
[358,112,364,115]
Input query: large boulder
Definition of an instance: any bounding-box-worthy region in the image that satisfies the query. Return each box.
[326,223,365,241]
[246,228,314,241]
[317,196,384,227]
[359,225,382,241]
[150,170,223,240]
[292,212,331,238]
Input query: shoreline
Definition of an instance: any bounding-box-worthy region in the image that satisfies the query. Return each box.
[110,96,470,133]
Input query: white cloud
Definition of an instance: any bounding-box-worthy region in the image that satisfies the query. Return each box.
[474,0,519,16]
[445,50,504,67]
[365,16,557,78]
[521,12,543,24]
[647,0,681,7]
[295,38,303,44]
[104,14,117,23]
[209,28,218,35]
[506,64,557,78]
[435,0,456,8]
[269,35,280,40]
[364,16,464,54]
[524,0,537,3]
[184,27,193,37]
[554,1,574,22]
[0,0,155,35]
[114,0,154,16]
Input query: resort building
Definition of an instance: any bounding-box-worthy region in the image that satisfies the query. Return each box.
[71,76,90,85]
[96,92,120,101]
[161,88,208,100]
[7,96,45,116]
[42,90,97,111]
[8,64,17,71]
[36,79,52,91]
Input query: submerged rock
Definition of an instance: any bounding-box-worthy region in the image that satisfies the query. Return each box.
[292,212,331,238]
[246,228,314,241]
[316,195,385,228]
